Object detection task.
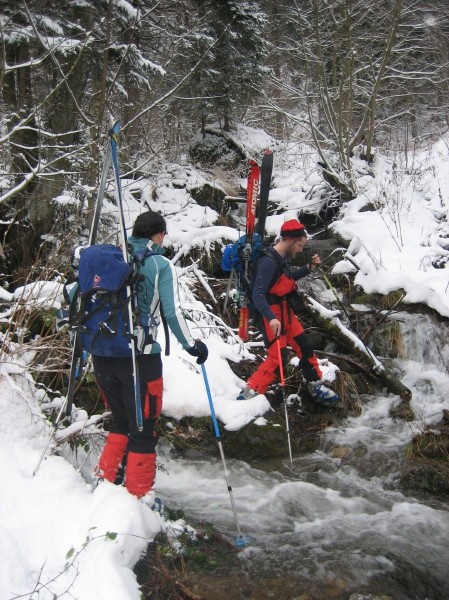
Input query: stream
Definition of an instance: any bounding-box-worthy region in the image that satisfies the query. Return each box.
[155,313,449,600]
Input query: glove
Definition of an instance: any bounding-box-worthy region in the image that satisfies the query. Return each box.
[186,340,208,364]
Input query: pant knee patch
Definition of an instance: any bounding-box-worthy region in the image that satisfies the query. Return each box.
[144,377,163,420]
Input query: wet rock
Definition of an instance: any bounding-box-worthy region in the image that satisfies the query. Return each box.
[222,411,291,460]
[441,409,449,434]
[400,457,449,500]
[189,131,242,169]
[329,446,352,459]
[390,398,415,421]
[189,182,227,212]
[359,202,377,212]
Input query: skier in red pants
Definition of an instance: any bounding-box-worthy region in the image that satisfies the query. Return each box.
[237,219,338,405]
[94,212,208,499]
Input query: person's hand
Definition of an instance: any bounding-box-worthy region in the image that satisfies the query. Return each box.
[186,340,208,364]
[269,318,281,337]
[309,253,321,271]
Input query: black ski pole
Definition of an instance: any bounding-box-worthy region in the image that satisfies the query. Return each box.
[256,149,273,238]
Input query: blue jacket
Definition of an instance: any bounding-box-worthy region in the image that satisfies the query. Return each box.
[128,236,195,354]
[252,246,310,322]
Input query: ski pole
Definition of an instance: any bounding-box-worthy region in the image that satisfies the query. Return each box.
[88,126,115,246]
[65,129,114,419]
[33,396,68,476]
[276,337,293,465]
[34,347,89,475]
[110,122,144,432]
[223,267,237,315]
[316,265,381,367]
[200,364,250,548]
[317,265,352,323]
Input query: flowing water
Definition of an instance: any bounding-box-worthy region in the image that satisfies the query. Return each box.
[156,313,449,600]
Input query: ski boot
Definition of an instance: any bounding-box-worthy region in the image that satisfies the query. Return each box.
[309,381,339,405]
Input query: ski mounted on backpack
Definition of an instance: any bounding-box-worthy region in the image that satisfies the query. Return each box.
[257,149,274,239]
[63,122,147,431]
[221,149,274,341]
[64,122,120,420]
[238,159,260,341]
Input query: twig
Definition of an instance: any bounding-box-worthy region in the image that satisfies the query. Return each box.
[315,349,374,375]
[360,292,406,341]
[158,557,206,600]
[192,266,217,305]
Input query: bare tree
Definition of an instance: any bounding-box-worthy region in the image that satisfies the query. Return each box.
[260,0,449,199]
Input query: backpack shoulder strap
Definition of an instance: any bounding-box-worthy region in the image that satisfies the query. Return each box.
[260,245,283,276]
[130,245,157,265]
[67,283,80,327]
[130,246,171,356]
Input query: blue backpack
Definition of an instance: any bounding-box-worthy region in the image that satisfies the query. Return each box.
[221,232,266,274]
[68,244,154,357]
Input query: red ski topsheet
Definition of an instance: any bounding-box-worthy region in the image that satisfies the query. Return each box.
[245,160,261,240]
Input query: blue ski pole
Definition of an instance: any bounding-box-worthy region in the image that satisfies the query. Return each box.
[201,364,250,548]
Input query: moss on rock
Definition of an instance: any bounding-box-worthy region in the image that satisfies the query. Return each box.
[400,458,449,500]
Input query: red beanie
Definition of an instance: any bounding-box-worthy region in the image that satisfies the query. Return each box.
[280,219,306,238]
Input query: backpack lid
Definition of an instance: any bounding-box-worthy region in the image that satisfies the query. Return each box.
[78,244,133,294]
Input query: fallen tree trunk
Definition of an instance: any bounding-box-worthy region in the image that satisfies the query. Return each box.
[303,294,412,401]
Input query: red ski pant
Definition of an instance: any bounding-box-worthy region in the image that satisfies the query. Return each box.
[247,301,322,394]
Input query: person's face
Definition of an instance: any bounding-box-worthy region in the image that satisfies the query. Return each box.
[286,236,307,258]
[153,231,166,246]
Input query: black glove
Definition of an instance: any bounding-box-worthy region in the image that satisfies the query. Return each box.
[186,340,208,364]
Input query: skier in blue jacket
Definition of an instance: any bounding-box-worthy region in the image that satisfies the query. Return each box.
[94,211,208,499]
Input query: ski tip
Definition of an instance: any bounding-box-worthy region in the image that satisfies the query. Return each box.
[263,148,273,155]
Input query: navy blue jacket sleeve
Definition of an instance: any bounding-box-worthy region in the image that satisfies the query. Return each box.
[252,256,278,322]
[291,265,310,280]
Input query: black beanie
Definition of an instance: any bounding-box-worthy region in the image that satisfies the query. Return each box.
[132,211,167,239]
